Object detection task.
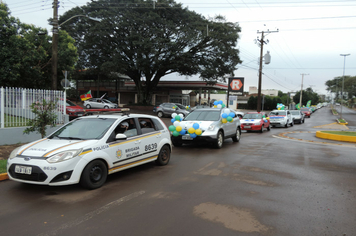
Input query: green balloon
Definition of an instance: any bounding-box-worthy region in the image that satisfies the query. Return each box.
[172,130,180,136]
[227,116,233,122]
[222,104,226,108]
[175,115,181,121]
[169,125,176,131]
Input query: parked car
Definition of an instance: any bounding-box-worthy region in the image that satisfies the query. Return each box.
[300,107,311,118]
[268,110,294,128]
[7,113,172,189]
[83,98,118,109]
[65,99,86,120]
[170,107,241,148]
[240,112,270,132]
[153,103,190,118]
[290,110,305,124]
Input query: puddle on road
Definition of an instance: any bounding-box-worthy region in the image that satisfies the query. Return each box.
[193,202,271,233]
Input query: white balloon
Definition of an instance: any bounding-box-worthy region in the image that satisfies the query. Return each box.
[173,121,180,127]
[179,114,184,119]
[171,113,177,118]
[217,104,222,108]
[224,109,230,115]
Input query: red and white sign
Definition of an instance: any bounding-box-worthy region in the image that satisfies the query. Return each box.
[228,77,244,93]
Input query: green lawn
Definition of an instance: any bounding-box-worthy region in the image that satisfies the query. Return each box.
[3,114,30,127]
[321,131,356,136]
[0,160,7,174]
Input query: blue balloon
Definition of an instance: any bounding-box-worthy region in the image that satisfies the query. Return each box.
[264,120,267,123]
[179,130,186,135]
[193,123,199,129]
[171,118,176,123]
[218,100,223,104]
[229,112,235,118]
[190,133,197,138]
[214,101,218,105]
[222,113,228,118]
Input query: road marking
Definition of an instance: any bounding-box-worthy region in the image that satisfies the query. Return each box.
[38,191,145,236]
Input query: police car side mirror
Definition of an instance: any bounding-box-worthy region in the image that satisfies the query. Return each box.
[115,133,127,140]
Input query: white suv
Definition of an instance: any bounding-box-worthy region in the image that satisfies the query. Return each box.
[269,110,294,128]
[171,108,241,149]
[7,113,172,189]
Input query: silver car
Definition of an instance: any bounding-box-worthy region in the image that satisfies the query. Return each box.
[269,110,294,127]
[290,110,305,124]
[84,98,118,109]
[153,103,190,118]
[171,108,241,149]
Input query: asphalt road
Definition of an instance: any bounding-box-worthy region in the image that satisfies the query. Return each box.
[1,106,356,236]
[333,105,356,130]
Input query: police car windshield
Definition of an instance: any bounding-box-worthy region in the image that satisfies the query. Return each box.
[184,110,220,121]
[49,118,116,140]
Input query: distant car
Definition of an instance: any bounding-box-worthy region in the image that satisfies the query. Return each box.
[170,107,241,149]
[65,99,86,120]
[300,107,311,118]
[153,103,190,118]
[235,111,244,119]
[290,110,305,124]
[269,110,293,128]
[240,112,270,132]
[7,113,172,189]
[84,98,118,109]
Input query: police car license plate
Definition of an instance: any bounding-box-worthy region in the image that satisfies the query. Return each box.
[182,135,193,140]
[15,165,32,175]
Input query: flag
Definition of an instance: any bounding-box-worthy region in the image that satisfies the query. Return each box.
[296,103,300,110]
[306,100,311,107]
[80,90,92,101]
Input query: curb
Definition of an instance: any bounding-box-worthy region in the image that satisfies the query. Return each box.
[0,173,8,181]
[316,131,356,143]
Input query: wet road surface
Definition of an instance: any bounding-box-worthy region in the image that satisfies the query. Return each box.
[1,106,356,236]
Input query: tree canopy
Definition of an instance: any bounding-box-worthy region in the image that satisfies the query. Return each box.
[60,0,242,104]
[325,76,356,100]
[293,87,320,106]
[0,3,78,89]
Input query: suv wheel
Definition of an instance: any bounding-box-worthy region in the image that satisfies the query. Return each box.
[215,131,224,149]
[232,128,240,142]
[267,124,271,131]
[86,104,91,109]
[157,111,164,118]
[290,120,294,126]
[260,125,264,133]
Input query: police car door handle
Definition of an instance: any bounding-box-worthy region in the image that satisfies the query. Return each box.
[135,140,141,144]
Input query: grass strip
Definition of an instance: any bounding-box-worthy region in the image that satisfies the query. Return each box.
[321,131,356,137]
[0,160,7,174]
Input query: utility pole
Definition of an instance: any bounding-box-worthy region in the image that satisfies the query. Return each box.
[299,73,309,107]
[340,53,350,120]
[51,0,59,90]
[256,29,278,112]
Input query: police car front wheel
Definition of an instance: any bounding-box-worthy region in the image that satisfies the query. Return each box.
[80,160,108,190]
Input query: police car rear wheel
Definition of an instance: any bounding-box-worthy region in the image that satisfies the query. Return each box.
[80,160,108,190]
[156,145,171,166]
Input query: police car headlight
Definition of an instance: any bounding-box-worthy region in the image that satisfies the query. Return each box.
[9,147,21,159]
[46,149,82,163]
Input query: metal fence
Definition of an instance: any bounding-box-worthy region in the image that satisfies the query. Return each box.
[0,87,66,128]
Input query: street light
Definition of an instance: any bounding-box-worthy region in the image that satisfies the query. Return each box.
[340,53,350,120]
[51,14,101,90]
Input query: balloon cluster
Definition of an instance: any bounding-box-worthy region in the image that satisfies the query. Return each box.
[186,105,190,110]
[168,113,202,138]
[262,115,270,123]
[213,100,226,108]
[221,110,235,123]
[277,103,285,110]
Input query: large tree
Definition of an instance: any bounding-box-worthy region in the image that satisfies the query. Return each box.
[325,76,356,100]
[0,3,78,89]
[293,87,320,106]
[60,0,241,104]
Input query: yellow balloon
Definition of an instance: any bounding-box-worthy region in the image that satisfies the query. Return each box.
[188,127,195,134]
[176,126,182,132]
[195,129,202,135]
[278,107,281,110]
[266,117,270,120]
[213,105,217,108]
[222,118,227,123]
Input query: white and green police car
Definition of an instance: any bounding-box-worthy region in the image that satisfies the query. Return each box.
[7,113,172,189]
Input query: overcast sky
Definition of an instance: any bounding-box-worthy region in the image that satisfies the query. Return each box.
[5,0,356,95]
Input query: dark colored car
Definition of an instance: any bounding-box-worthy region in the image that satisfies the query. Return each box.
[153,103,190,118]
